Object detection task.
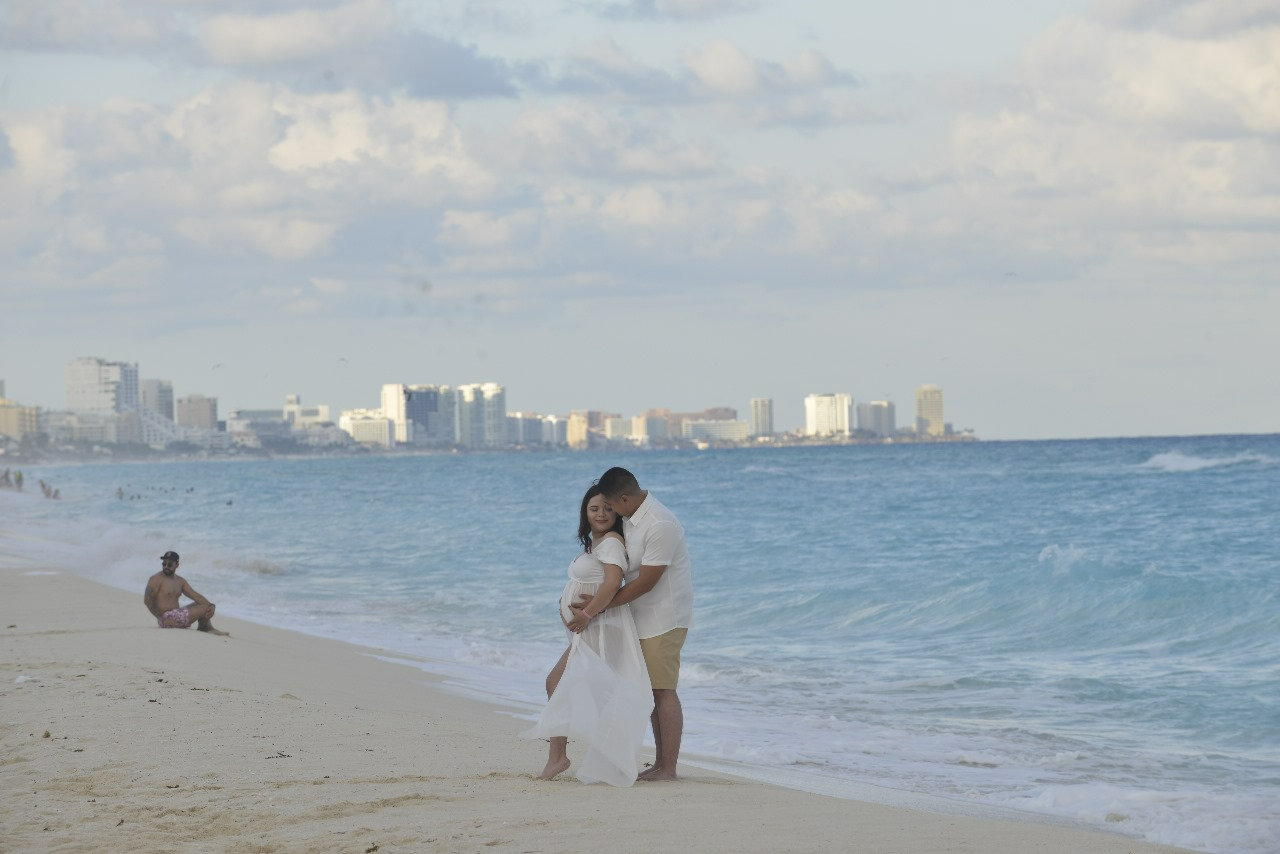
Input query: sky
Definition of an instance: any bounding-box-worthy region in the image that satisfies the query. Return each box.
[1,0,1277,440]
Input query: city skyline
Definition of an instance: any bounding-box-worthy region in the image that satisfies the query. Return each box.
[4,355,959,443]
[2,2,1277,440]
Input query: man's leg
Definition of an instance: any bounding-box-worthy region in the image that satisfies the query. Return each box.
[645,705,662,774]
[637,628,687,781]
[187,603,229,636]
[639,688,682,781]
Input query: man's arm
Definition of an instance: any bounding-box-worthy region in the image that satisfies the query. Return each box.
[181,579,211,607]
[143,577,163,618]
[602,563,666,609]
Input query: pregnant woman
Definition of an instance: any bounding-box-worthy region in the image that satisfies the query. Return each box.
[523,483,653,786]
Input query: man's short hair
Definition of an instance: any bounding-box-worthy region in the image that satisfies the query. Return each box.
[598,467,640,499]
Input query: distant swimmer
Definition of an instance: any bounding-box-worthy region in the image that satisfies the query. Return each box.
[144,551,229,636]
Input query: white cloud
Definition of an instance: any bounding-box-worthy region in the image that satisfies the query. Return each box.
[681,40,852,97]
[1021,17,1280,133]
[2,111,80,205]
[935,12,1280,275]
[172,215,337,260]
[0,0,177,50]
[437,210,539,251]
[542,38,868,130]
[309,276,347,295]
[599,184,671,229]
[496,102,721,177]
[597,0,759,20]
[198,0,397,66]
[0,77,500,297]
[1094,0,1280,37]
[683,40,762,96]
[268,89,486,192]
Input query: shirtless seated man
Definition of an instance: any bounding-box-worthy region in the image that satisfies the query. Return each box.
[144,551,229,636]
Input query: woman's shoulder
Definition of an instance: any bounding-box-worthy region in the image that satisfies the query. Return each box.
[593,532,626,559]
[594,531,625,549]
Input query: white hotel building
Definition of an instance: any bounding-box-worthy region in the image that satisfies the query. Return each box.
[803,393,853,438]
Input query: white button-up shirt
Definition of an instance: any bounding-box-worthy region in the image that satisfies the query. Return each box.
[623,492,694,639]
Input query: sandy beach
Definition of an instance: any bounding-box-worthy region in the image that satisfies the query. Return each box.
[1,551,1203,854]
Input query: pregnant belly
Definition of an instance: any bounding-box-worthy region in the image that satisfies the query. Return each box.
[560,582,600,623]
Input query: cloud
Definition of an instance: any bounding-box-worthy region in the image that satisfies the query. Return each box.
[594,0,759,21]
[4,0,1277,346]
[198,0,516,97]
[935,10,1280,279]
[198,1,398,66]
[173,215,338,260]
[537,38,869,129]
[0,0,180,51]
[538,38,683,99]
[0,124,17,169]
[1094,0,1280,38]
[437,209,539,251]
[0,78,499,310]
[2,0,516,99]
[492,101,722,177]
[309,276,347,294]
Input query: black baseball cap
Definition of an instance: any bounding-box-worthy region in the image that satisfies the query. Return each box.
[160,551,180,561]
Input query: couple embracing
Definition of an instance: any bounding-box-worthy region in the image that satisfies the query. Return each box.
[524,466,693,786]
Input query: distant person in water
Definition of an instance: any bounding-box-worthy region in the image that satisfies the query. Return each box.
[144,551,229,636]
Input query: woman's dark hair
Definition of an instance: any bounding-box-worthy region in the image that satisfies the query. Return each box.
[578,483,624,552]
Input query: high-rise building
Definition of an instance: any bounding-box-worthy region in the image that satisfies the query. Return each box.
[803,393,853,437]
[66,357,139,414]
[542,415,567,446]
[566,411,590,450]
[507,412,548,445]
[380,383,454,445]
[380,384,411,443]
[456,382,506,448]
[915,385,944,436]
[750,398,774,437]
[604,417,630,440]
[176,394,218,430]
[631,415,669,443]
[856,400,896,437]
[140,379,175,421]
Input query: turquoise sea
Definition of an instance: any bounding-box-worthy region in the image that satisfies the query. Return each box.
[2,435,1277,854]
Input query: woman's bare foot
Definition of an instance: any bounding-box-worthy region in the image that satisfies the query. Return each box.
[537,757,571,780]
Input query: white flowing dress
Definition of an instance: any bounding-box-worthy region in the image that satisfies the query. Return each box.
[522,537,653,787]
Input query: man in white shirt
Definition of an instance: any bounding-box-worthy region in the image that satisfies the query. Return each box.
[582,466,694,781]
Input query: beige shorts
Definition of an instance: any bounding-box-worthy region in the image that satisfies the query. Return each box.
[639,627,687,690]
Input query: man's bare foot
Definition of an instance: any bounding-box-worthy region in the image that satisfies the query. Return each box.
[200,626,230,637]
[537,757,570,780]
[637,765,677,781]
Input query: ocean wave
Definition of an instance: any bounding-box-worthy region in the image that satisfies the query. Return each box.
[1138,450,1275,473]
[212,556,287,576]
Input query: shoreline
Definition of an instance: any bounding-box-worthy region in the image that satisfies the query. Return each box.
[0,553,1203,853]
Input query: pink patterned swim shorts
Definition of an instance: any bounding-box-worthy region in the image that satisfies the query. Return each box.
[158,607,191,629]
